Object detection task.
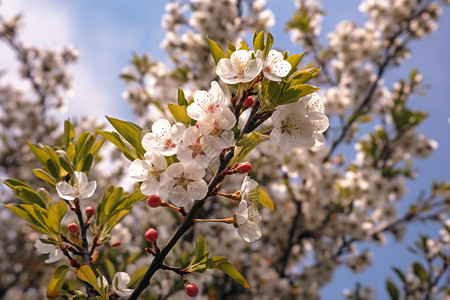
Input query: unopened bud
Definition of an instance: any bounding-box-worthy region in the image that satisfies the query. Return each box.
[68,223,79,234]
[185,283,199,297]
[85,206,95,218]
[147,194,162,208]
[243,96,255,108]
[237,162,252,174]
[145,228,158,243]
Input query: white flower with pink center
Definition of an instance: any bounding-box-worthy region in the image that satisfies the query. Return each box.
[129,151,167,195]
[142,119,185,156]
[187,81,227,120]
[197,107,236,148]
[161,162,208,207]
[176,126,222,169]
[258,49,292,81]
[216,50,263,84]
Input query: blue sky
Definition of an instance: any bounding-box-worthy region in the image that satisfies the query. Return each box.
[0,0,448,298]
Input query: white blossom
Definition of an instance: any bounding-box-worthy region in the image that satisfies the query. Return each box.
[34,235,64,264]
[258,49,292,81]
[129,151,167,195]
[197,107,236,148]
[236,200,262,243]
[187,81,227,120]
[176,126,222,169]
[56,171,97,201]
[161,162,208,207]
[216,50,263,84]
[112,272,134,298]
[142,119,185,156]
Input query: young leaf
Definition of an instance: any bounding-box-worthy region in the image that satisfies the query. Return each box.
[64,120,76,149]
[76,265,102,294]
[98,130,139,161]
[230,132,269,165]
[283,52,306,79]
[47,264,71,299]
[177,88,188,106]
[213,261,249,288]
[275,84,319,108]
[168,103,192,126]
[386,279,399,300]
[47,201,68,235]
[207,37,226,65]
[129,267,147,288]
[106,116,145,157]
[188,236,208,268]
[262,32,274,58]
[254,187,274,211]
[33,169,56,187]
[253,31,265,52]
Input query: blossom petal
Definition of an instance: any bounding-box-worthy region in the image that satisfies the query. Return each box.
[56,182,76,200]
[79,181,97,199]
[187,180,208,200]
[140,177,161,195]
[45,248,64,264]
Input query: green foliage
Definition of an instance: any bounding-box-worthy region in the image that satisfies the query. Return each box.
[386,278,399,300]
[95,185,146,243]
[207,37,226,65]
[187,237,249,288]
[168,103,192,126]
[76,265,108,299]
[230,131,269,166]
[4,201,67,241]
[47,264,71,299]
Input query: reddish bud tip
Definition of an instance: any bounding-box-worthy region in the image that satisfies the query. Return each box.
[85,206,95,218]
[145,228,158,243]
[185,283,199,297]
[147,194,162,208]
[237,162,252,174]
[68,223,79,234]
[243,96,255,108]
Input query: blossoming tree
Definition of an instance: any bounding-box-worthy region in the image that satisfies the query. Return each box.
[1,0,449,300]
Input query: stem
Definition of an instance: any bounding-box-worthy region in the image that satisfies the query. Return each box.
[73,198,96,298]
[193,218,234,224]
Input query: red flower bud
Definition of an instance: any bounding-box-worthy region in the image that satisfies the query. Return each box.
[68,223,79,234]
[237,162,252,174]
[243,96,255,108]
[85,206,95,218]
[145,228,158,242]
[147,194,162,208]
[185,283,199,297]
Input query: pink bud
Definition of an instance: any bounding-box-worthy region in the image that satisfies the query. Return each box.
[243,96,255,108]
[68,223,79,234]
[147,194,162,208]
[237,162,252,174]
[145,228,158,242]
[85,206,95,218]
[185,283,199,297]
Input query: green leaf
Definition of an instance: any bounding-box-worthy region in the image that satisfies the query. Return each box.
[98,130,139,161]
[287,68,320,86]
[76,265,101,294]
[254,187,274,211]
[46,159,60,181]
[284,53,306,79]
[3,179,47,208]
[129,267,147,288]
[81,154,94,172]
[64,120,76,149]
[47,264,71,299]
[177,88,187,106]
[275,84,319,108]
[213,261,249,288]
[104,187,123,216]
[230,132,269,165]
[258,80,283,112]
[253,31,265,52]
[76,131,90,154]
[48,201,68,235]
[168,103,192,126]
[106,116,145,157]
[412,262,427,282]
[262,32,274,58]
[58,152,75,174]
[207,37,226,65]
[37,188,54,208]
[391,267,406,283]
[190,236,207,266]
[28,141,51,167]
[33,169,56,187]
[227,41,236,52]
[386,279,399,300]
